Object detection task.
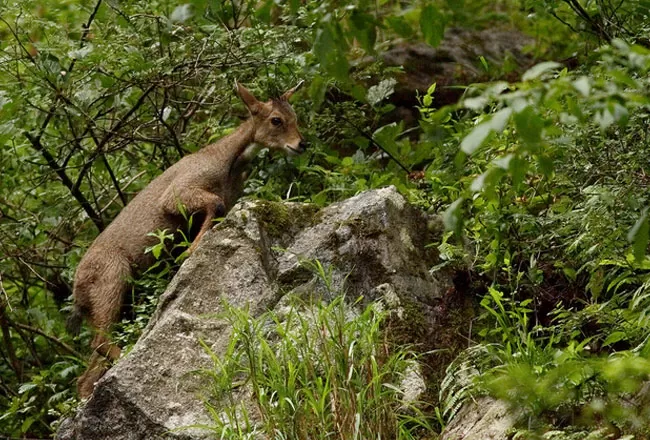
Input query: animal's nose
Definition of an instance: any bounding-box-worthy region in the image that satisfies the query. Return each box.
[298,140,309,152]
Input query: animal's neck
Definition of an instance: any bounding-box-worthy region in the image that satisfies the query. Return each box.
[206,118,254,155]
[204,118,259,174]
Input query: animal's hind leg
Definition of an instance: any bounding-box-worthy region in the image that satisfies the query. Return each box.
[76,254,131,397]
[77,351,110,399]
[87,256,132,361]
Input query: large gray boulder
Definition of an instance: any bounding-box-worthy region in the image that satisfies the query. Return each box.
[57,186,453,439]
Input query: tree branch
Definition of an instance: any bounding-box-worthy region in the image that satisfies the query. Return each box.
[70,83,156,206]
[24,132,104,231]
[21,1,107,231]
[0,303,22,379]
[11,321,83,359]
[332,108,411,174]
[95,84,157,151]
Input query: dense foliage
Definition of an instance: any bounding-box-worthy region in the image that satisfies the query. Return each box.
[1,0,650,438]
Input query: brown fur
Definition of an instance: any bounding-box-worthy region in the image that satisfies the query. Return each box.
[72,83,306,398]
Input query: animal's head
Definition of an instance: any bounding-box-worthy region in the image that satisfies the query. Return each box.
[236,81,308,155]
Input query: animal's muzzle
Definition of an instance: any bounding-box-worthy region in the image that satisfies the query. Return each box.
[298,140,309,152]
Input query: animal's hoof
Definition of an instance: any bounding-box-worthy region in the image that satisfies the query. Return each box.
[215,202,226,218]
[77,358,110,399]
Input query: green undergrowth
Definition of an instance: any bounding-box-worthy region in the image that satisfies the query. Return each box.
[114,218,193,351]
[431,38,650,437]
[192,294,436,440]
[440,287,650,438]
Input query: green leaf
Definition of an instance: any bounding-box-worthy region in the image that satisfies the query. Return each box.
[443,198,464,236]
[609,101,629,126]
[18,383,37,394]
[170,4,193,23]
[309,76,328,110]
[562,267,577,281]
[420,5,446,48]
[162,107,172,122]
[537,154,554,176]
[628,208,649,263]
[609,70,638,88]
[572,76,591,97]
[350,84,367,102]
[385,16,414,38]
[463,96,489,111]
[491,154,512,172]
[461,121,491,154]
[470,171,489,192]
[513,106,543,147]
[603,331,627,347]
[255,0,274,23]
[594,108,615,130]
[349,10,377,53]
[522,61,561,81]
[352,136,370,149]
[21,417,35,434]
[488,108,512,133]
[373,122,401,147]
[289,0,300,14]
[313,23,350,83]
[367,78,397,106]
[470,167,504,193]
[479,55,489,72]
[68,44,93,60]
[152,244,162,259]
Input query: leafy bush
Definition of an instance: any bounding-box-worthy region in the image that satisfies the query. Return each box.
[114,224,191,350]
[430,39,650,436]
[528,0,650,44]
[440,286,650,436]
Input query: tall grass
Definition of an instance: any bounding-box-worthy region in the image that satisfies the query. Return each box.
[194,294,436,439]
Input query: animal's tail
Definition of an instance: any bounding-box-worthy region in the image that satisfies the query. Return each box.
[66,305,84,336]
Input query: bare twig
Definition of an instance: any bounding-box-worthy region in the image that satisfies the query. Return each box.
[99,170,146,215]
[332,109,411,174]
[95,84,157,151]
[11,321,83,359]
[71,84,157,203]
[0,272,11,313]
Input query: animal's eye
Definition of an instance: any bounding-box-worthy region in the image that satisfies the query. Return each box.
[271,117,282,126]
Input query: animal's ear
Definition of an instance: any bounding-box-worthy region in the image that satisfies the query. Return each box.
[280,80,304,101]
[235,81,261,114]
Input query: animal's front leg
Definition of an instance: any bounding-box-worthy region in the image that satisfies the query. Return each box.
[160,186,225,254]
[188,196,226,254]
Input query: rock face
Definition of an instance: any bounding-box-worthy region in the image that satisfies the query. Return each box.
[380,27,535,123]
[58,186,453,439]
[441,397,519,440]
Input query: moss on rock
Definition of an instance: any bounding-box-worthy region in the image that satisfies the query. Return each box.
[250,201,321,238]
